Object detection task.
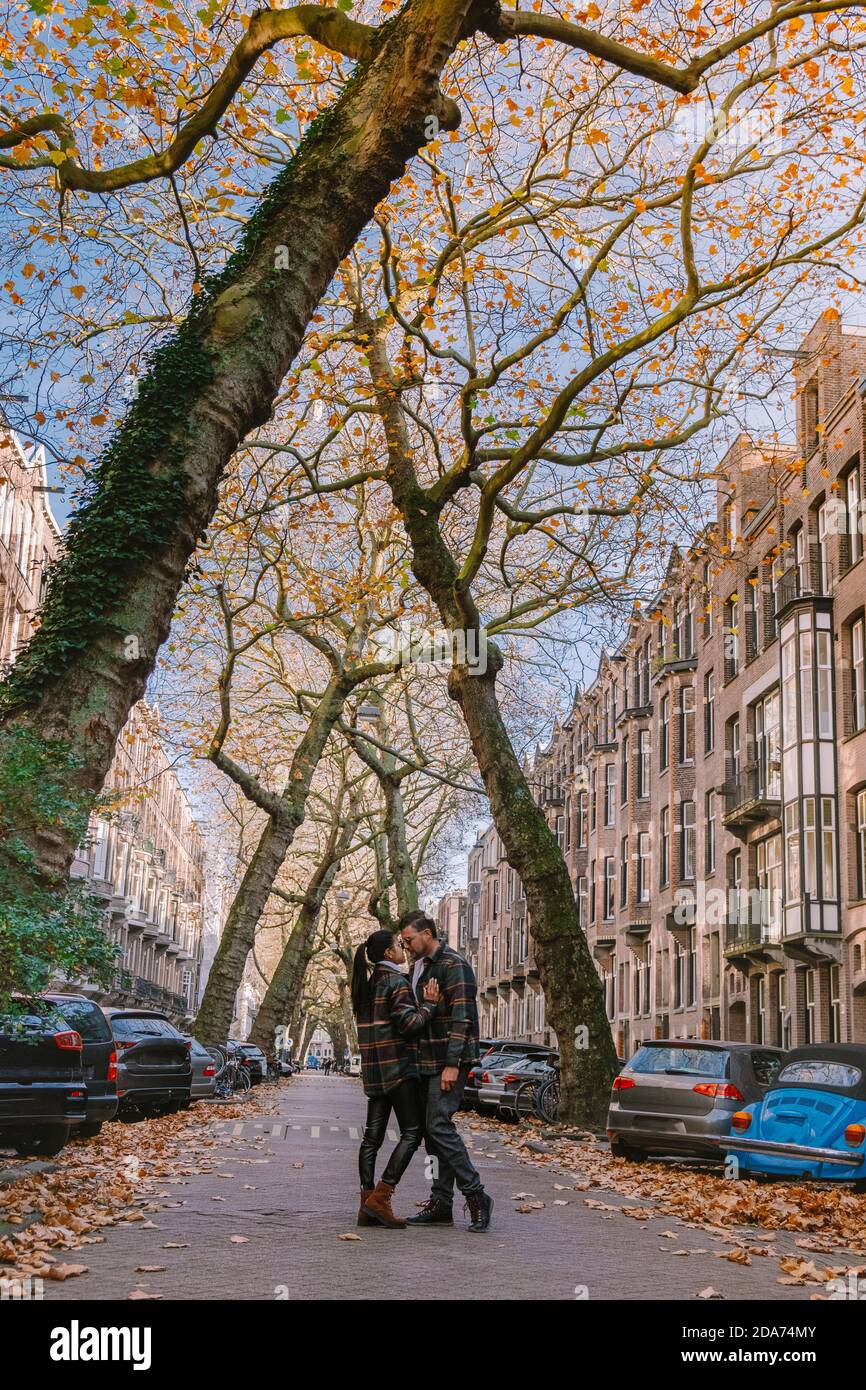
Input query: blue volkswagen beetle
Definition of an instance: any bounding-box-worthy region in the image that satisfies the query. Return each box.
[715,1043,866,1186]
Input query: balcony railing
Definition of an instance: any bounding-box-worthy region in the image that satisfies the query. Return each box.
[776,561,832,612]
[724,892,782,952]
[721,764,781,828]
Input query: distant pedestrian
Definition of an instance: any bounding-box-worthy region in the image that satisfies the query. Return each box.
[351,928,440,1228]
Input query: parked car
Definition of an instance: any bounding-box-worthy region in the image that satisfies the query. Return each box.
[711,1043,866,1186]
[236,1043,267,1084]
[0,1001,87,1156]
[607,1039,785,1161]
[494,1058,560,1121]
[45,993,118,1136]
[106,1009,192,1117]
[188,1038,218,1102]
[467,1044,559,1114]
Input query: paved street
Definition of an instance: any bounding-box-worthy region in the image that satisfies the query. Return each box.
[37,1073,857,1301]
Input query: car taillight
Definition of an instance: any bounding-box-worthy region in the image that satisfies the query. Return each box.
[693,1082,744,1101]
[612,1076,635,1090]
[502,1073,520,1084]
[482,1071,490,1083]
[69,1089,85,1098]
[204,1065,216,1077]
[54,1030,82,1050]
[731,1110,752,1132]
[243,1057,252,1066]
[107,1049,118,1082]
[844,1123,866,1148]
[116,1039,136,1050]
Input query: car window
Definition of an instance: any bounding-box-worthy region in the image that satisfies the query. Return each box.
[751,1051,783,1088]
[188,1039,210,1058]
[52,999,113,1042]
[0,1009,66,1037]
[629,1045,730,1079]
[777,1060,862,1089]
[111,1015,181,1039]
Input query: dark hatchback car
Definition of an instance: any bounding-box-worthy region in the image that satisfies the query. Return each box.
[106,1009,192,1117]
[0,1002,87,1156]
[607,1039,785,1161]
[464,1042,559,1112]
[45,994,118,1136]
[237,1043,267,1085]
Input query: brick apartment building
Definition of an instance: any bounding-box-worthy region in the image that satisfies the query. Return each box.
[456,315,866,1059]
[1,421,208,1021]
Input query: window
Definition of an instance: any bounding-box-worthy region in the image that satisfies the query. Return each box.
[803,380,819,456]
[821,797,836,900]
[726,594,739,677]
[704,671,715,754]
[621,734,629,805]
[686,587,696,657]
[604,857,615,920]
[678,685,694,764]
[577,876,588,929]
[817,630,833,739]
[758,835,783,940]
[730,850,744,928]
[637,729,650,798]
[637,832,651,903]
[830,963,842,1042]
[590,769,597,831]
[620,836,629,907]
[706,791,716,875]
[795,523,807,591]
[642,638,652,705]
[858,789,866,899]
[817,501,830,583]
[853,619,866,732]
[785,802,801,903]
[848,467,863,566]
[782,634,797,749]
[805,969,816,1044]
[660,807,670,887]
[745,573,760,658]
[777,973,791,1051]
[703,560,713,639]
[730,716,741,785]
[756,690,781,797]
[577,791,588,848]
[590,861,596,922]
[604,763,615,826]
[659,694,670,772]
[679,801,695,880]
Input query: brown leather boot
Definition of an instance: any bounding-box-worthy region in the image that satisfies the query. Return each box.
[362,1180,406,1229]
[357,1189,375,1226]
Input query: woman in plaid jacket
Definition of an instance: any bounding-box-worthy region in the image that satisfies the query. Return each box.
[351,928,439,1228]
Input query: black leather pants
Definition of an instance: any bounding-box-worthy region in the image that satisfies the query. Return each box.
[359,1078,423,1189]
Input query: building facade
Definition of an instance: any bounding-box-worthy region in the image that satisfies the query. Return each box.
[464,316,866,1059]
[1,422,208,1022]
[434,890,468,954]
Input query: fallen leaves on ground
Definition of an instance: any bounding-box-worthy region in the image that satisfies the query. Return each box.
[0,1082,282,1281]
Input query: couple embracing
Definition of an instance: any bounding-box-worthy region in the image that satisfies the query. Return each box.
[350,910,493,1233]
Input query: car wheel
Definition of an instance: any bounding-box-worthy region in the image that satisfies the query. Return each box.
[609,1139,645,1163]
[13,1126,71,1157]
[76,1121,103,1138]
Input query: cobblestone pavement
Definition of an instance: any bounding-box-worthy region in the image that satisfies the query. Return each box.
[43,1074,840,1301]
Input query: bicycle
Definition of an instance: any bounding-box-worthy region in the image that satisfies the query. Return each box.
[208,1045,252,1098]
[513,1065,560,1124]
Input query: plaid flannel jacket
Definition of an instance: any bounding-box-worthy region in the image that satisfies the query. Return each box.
[412,943,480,1075]
[357,964,435,1098]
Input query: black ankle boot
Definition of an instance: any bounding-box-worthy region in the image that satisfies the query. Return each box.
[465,1189,493,1232]
[406,1197,453,1225]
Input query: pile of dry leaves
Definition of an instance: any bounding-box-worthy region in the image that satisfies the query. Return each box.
[0,1084,280,1285]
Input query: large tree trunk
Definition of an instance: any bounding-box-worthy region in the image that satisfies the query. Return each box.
[449,657,618,1127]
[367,332,618,1125]
[247,794,358,1052]
[195,673,352,1043]
[0,0,477,890]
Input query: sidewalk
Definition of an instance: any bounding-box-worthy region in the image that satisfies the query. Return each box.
[36,1073,843,1300]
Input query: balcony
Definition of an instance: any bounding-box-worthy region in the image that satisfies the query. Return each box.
[625,919,651,961]
[775,561,832,616]
[721,766,781,832]
[725,901,784,967]
[541,788,565,808]
[592,928,616,968]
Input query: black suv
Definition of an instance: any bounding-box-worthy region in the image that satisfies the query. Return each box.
[45,994,119,1136]
[106,1009,192,1117]
[0,1002,87,1156]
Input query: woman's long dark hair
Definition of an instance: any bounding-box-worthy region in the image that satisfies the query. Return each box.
[351,930,397,1020]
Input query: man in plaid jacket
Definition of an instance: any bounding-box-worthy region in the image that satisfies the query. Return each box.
[398,910,492,1233]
